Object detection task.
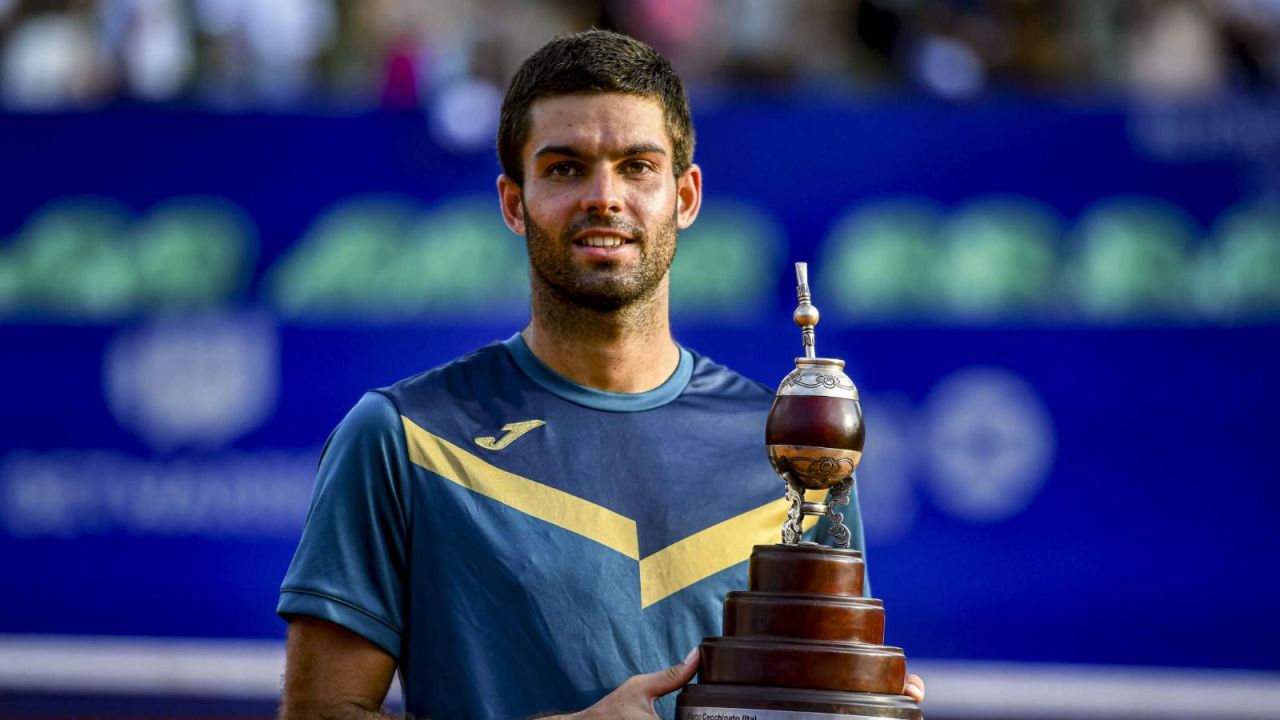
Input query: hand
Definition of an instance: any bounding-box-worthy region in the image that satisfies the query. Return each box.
[903,672,925,702]
[568,647,700,720]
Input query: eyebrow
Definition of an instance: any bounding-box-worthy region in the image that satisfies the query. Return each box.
[620,143,667,157]
[533,143,668,160]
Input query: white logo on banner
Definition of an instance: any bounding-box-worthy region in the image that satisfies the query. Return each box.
[922,367,1055,522]
[0,450,316,538]
[103,313,278,451]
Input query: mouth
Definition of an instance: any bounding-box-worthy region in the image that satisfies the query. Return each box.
[572,230,635,257]
[573,230,633,246]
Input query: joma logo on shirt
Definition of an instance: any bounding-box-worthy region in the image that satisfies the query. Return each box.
[474,420,546,451]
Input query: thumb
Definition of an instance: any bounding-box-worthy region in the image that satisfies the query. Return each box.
[632,647,700,698]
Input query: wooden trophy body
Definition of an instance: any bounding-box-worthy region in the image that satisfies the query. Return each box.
[676,544,920,719]
[676,264,922,719]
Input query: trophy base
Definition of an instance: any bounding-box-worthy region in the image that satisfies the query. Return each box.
[677,683,922,720]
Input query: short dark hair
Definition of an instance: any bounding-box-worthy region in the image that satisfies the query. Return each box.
[497,30,695,186]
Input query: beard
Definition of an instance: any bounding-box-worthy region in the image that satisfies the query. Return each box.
[523,204,678,312]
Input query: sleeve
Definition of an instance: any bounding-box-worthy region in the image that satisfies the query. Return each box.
[277,391,412,659]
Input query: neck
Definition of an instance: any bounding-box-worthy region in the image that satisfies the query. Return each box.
[523,276,680,394]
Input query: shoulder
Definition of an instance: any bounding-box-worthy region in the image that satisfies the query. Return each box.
[325,391,403,455]
[319,393,412,500]
[372,339,533,446]
[683,348,775,405]
[377,340,516,414]
[321,342,513,467]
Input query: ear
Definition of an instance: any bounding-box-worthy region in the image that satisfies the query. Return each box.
[676,163,702,230]
[497,174,526,235]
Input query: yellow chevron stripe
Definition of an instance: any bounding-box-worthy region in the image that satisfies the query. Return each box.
[401,416,640,560]
[402,415,835,608]
[637,489,828,608]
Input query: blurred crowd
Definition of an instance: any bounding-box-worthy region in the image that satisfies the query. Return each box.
[2,0,1279,112]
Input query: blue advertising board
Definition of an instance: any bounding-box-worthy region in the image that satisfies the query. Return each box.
[1,97,1278,715]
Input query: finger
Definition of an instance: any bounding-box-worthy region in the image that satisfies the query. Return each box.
[904,672,925,702]
[631,647,700,698]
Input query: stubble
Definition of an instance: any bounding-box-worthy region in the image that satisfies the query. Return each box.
[523,204,679,340]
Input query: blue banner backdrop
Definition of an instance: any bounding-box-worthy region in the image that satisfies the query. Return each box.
[1,97,1277,683]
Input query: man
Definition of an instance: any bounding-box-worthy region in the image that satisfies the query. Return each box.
[278,30,924,719]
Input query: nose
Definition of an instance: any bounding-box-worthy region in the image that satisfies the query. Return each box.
[579,166,622,215]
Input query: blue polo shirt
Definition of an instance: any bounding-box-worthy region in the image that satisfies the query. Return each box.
[279,334,867,719]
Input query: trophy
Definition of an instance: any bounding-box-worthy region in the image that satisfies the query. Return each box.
[676,263,922,719]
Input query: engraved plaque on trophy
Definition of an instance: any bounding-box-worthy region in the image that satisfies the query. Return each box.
[676,263,922,719]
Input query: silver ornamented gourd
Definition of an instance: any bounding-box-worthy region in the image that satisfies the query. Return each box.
[765,263,864,547]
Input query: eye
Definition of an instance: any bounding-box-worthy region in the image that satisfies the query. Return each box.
[546,162,581,178]
[623,159,656,176]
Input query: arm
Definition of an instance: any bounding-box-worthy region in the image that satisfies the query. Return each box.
[277,394,412,717]
[281,623,697,720]
[280,616,399,720]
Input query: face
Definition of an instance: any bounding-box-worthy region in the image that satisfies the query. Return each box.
[498,93,702,311]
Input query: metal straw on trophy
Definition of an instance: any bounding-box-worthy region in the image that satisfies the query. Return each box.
[677,263,922,719]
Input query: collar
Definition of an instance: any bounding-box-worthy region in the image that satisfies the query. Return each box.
[502,332,693,412]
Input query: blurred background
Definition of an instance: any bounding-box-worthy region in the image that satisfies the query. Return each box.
[1,0,1279,718]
